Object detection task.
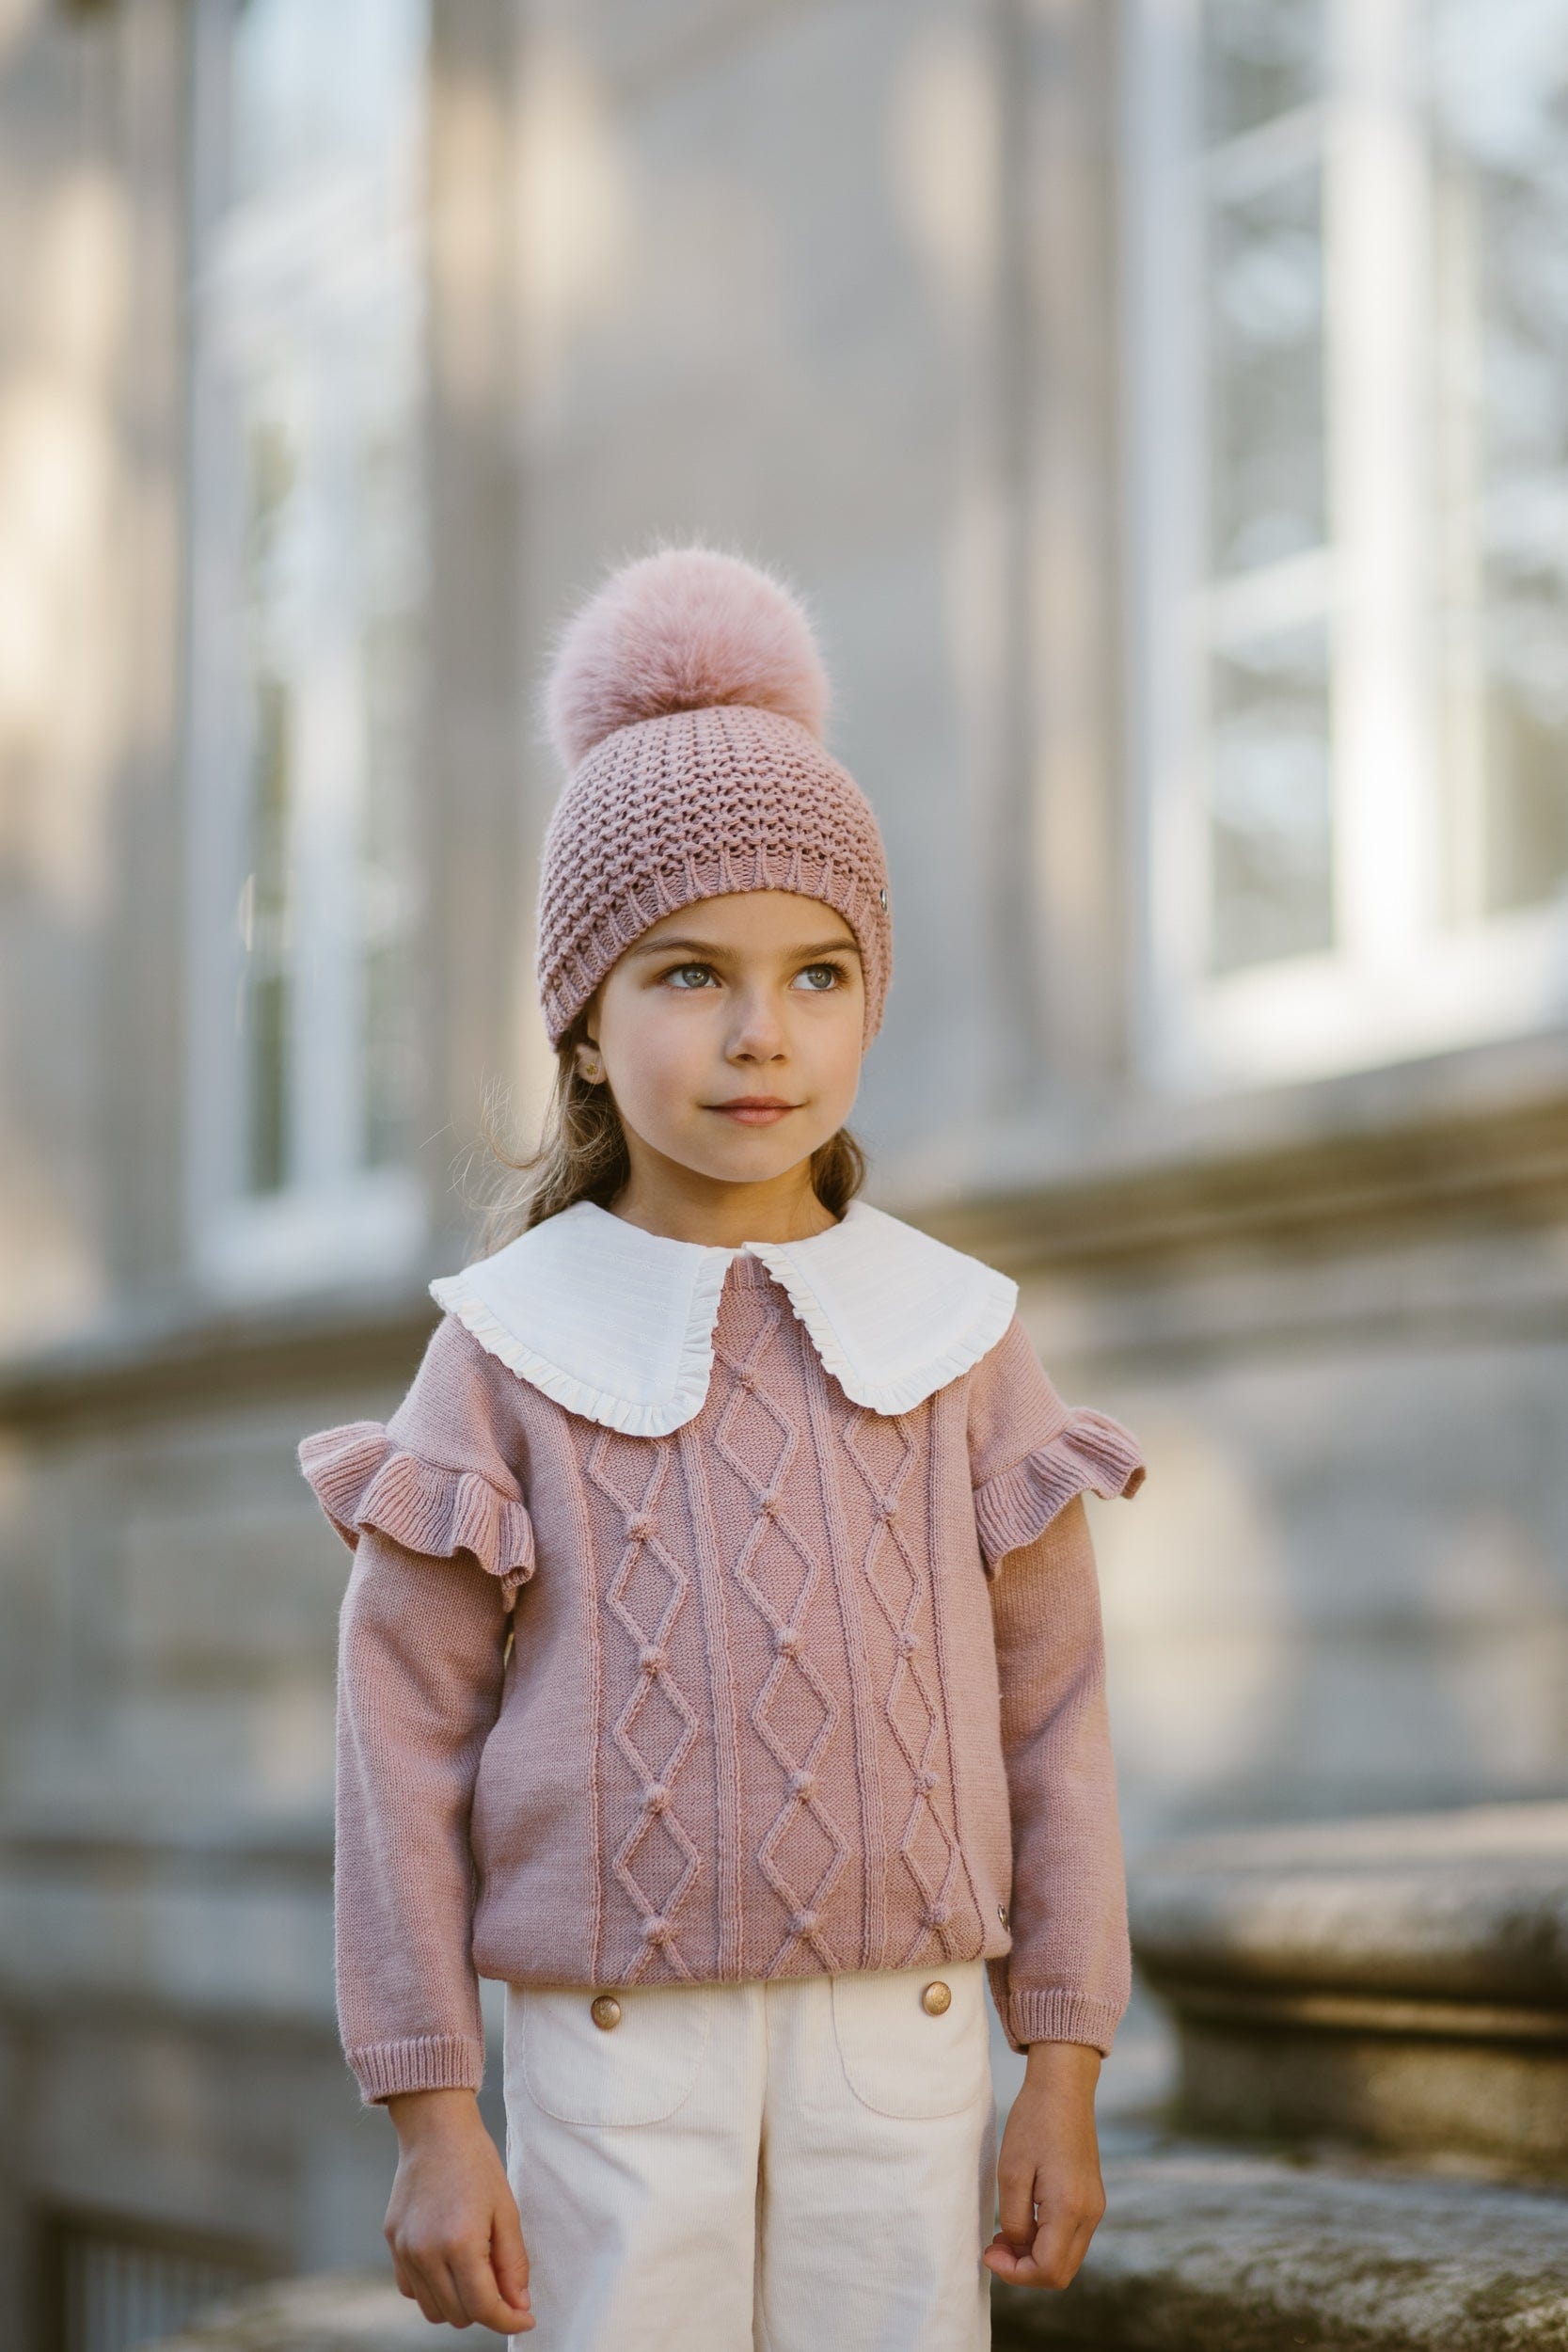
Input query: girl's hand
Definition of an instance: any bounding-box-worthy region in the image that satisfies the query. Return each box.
[982,2041,1106,2293]
[383,2089,534,2333]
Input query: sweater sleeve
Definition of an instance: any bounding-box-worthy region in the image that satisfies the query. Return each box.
[968,1314,1146,2057]
[297,1314,534,2106]
[982,1494,1131,2057]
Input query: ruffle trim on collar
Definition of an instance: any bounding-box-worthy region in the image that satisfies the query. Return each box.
[429,1252,733,1440]
[426,1196,1021,1435]
[296,1420,536,1605]
[745,1236,1018,1418]
[972,1407,1148,1572]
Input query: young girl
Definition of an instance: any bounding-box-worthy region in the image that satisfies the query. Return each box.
[297,543,1148,2350]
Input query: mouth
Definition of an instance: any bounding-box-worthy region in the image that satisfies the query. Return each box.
[705,1097,800,1125]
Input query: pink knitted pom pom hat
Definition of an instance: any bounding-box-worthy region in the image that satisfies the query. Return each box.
[533,540,893,1049]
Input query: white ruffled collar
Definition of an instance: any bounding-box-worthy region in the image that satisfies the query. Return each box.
[428,1196,1018,1438]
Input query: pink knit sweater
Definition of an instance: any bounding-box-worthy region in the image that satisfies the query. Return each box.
[299,1251,1147,2106]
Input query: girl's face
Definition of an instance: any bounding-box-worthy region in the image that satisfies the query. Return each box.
[581,890,865,1196]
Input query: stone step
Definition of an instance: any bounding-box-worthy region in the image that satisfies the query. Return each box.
[139,2273,429,2351]
[143,2146,1568,2352]
[993,2140,1568,2351]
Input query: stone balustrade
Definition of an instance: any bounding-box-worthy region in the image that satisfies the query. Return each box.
[1130,1798,1568,2174]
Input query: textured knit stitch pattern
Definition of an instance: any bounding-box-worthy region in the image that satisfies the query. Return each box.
[533,696,888,1049]
[299,1257,1146,2106]
[533,701,893,1048]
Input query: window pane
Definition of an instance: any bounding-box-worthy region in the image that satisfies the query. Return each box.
[231,0,427,204]
[354,342,424,1172]
[1202,0,1325,147]
[245,669,293,1194]
[209,0,428,1207]
[1208,623,1334,972]
[359,578,421,1173]
[1430,0,1568,919]
[1207,161,1327,575]
[238,385,302,1197]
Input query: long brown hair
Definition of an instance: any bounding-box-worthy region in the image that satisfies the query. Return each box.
[468,1007,869,1258]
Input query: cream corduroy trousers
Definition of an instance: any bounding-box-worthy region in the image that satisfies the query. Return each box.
[502,1957,997,2351]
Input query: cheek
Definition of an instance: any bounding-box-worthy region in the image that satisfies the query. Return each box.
[800,1001,864,1102]
[602,993,710,1103]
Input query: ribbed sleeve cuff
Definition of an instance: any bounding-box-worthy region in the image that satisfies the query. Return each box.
[986,1962,1122,2058]
[347,2032,487,2107]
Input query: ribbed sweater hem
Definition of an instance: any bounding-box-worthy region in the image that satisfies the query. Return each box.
[347,2032,487,2107]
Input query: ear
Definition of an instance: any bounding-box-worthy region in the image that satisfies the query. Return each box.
[572,990,602,1057]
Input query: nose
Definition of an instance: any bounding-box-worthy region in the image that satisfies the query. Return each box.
[726,985,788,1061]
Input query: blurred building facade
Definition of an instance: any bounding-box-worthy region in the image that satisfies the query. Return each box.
[1,0,1565,2344]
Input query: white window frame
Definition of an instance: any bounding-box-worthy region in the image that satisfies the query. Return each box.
[1122,0,1568,1098]
[182,0,429,1302]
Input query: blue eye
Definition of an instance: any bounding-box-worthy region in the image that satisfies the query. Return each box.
[664,962,715,988]
[796,961,848,991]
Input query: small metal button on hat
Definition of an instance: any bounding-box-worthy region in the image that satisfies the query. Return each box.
[921,1979,952,2015]
[590,1993,622,2030]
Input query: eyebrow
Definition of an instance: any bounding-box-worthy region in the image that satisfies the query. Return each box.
[626,934,863,961]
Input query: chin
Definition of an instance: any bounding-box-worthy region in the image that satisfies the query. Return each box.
[691,1136,816,1183]
[712,1146,803,1181]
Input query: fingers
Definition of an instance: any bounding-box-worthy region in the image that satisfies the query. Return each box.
[390,2244,454,2326]
[428,2255,475,2326]
[490,2199,534,2328]
[450,2236,534,2334]
[982,2216,1090,2290]
[389,2248,436,2321]
[400,2247,468,2327]
[983,2174,1106,2292]
[994,2149,1038,2251]
[391,2234,535,2332]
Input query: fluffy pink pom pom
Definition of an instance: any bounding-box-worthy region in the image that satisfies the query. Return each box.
[544,541,831,771]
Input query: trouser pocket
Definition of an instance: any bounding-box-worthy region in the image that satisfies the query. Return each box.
[829,1960,992,2119]
[512,1981,711,2127]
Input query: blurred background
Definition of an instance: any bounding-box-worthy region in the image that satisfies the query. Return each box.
[2,0,1566,2344]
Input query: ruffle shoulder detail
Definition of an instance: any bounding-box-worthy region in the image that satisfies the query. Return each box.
[297,1421,536,1606]
[973,1407,1147,1570]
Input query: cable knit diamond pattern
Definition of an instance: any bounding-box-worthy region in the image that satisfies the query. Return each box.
[713,1295,852,1975]
[840,1406,963,1966]
[583,1432,704,1981]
